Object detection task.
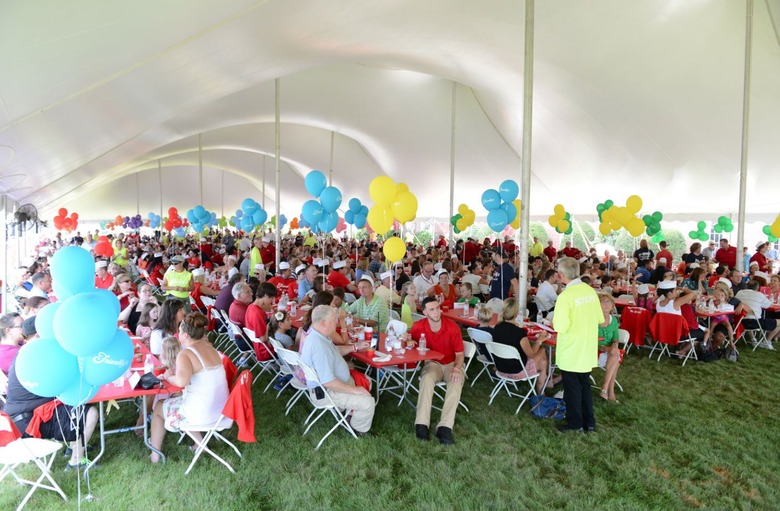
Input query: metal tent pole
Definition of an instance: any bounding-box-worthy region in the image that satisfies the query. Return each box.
[274,78,281,270]
[1,194,7,314]
[736,0,754,272]
[198,133,204,206]
[517,0,535,317]
[448,82,457,248]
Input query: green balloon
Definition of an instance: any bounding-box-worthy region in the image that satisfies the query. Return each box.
[564,212,571,220]
[718,216,728,225]
[565,227,573,235]
[714,224,722,233]
[697,221,706,230]
[642,215,652,225]
[605,200,614,208]
[689,230,699,239]
[699,232,709,241]
[769,235,779,243]
[454,227,461,234]
[763,225,773,235]
[724,224,734,232]
[652,211,663,222]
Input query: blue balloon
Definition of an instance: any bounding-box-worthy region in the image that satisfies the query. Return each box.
[298,215,309,228]
[359,205,369,217]
[35,302,61,339]
[252,208,268,226]
[58,378,99,407]
[500,202,517,224]
[186,209,198,223]
[353,213,367,229]
[173,227,186,237]
[53,292,119,357]
[50,246,95,300]
[305,170,328,198]
[348,198,362,214]
[279,214,287,228]
[345,210,355,224]
[321,211,339,232]
[242,198,258,214]
[16,338,80,397]
[240,216,254,231]
[236,209,243,218]
[481,189,502,211]
[487,209,509,232]
[302,200,324,225]
[194,205,206,218]
[319,186,342,213]
[499,180,519,203]
[82,330,133,386]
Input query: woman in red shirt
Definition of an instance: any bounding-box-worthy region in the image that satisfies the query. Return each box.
[427,270,458,308]
[750,242,772,272]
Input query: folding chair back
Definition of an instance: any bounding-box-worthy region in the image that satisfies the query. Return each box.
[389,309,401,321]
[0,371,8,405]
[648,313,696,365]
[483,342,538,413]
[466,327,496,387]
[344,293,357,304]
[201,296,216,308]
[0,411,67,510]
[411,313,425,323]
[620,306,651,352]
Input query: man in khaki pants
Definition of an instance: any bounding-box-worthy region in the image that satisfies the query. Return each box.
[411,297,465,445]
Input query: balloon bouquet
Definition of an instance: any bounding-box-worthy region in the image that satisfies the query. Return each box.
[481,179,521,234]
[15,246,132,406]
[53,208,79,233]
[300,170,342,234]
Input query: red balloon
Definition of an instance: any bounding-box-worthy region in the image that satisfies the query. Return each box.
[71,212,78,220]
[172,218,182,228]
[62,218,72,230]
[115,215,123,224]
[164,221,173,231]
[182,218,189,227]
[53,217,64,229]
[98,236,109,243]
[58,208,68,217]
[168,207,178,218]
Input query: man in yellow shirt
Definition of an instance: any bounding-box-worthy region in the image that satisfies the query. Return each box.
[529,237,544,258]
[552,257,604,433]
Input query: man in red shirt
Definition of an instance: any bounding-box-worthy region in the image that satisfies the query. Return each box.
[94,260,113,289]
[267,261,298,301]
[655,241,673,268]
[715,239,737,270]
[502,236,516,255]
[543,240,557,262]
[245,282,277,361]
[464,237,480,265]
[327,260,357,293]
[411,296,465,445]
[560,241,579,259]
[228,282,253,328]
[260,236,276,273]
[436,235,447,249]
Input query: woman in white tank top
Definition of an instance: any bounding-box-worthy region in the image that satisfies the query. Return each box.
[150,312,228,463]
[655,281,697,315]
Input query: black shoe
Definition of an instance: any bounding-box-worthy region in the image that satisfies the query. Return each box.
[435,427,455,445]
[556,424,584,433]
[415,424,429,441]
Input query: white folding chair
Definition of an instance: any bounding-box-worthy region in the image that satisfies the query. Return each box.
[431,341,477,413]
[411,313,425,323]
[178,370,251,475]
[617,294,634,301]
[466,327,498,387]
[0,412,67,510]
[201,296,216,308]
[274,348,311,415]
[344,293,357,304]
[241,327,280,387]
[389,309,401,321]
[590,329,626,393]
[736,312,769,351]
[0,371,8,405]
[267,339,296,397]
[209,307,231,352]
[484,342,538,413]
[275,350,357,449]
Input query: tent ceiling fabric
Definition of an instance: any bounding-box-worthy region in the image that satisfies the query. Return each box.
[1,0,779,222]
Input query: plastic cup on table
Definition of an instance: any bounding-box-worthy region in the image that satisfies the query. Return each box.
[366,347,376,358]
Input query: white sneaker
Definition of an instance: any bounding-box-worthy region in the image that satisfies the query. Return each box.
[759,340,775,351]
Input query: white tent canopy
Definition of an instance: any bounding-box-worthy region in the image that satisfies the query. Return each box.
[1,0,779,223]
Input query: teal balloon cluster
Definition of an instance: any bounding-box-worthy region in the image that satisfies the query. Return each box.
[14,247,132,406]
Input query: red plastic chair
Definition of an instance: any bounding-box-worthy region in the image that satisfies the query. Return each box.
[648,313,697,366]
[619,307,651,354]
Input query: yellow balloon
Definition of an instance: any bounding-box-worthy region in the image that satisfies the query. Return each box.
[456,218,467,231]
[554,204,565,217]
[557,220,571,233]
[599,222,611,236]
[771,221,780,238]
[396,182,409,195]
[548,215,559,228]
[367,205,394,234]
[512,199,521,222]
[626,195,643,214]
[391,191,418,223]
[458,203,469,216]
[609,220,621,230]
[510,217,520,229]
[369,176,397,207]
[602,207,614,222]
[627,219,644,237]
[383,236,406,262]
[463,210,475,224]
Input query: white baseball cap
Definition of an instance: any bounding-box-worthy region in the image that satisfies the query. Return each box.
[278,262,290,270]
[380,271,393,281]
[333,260,347,269]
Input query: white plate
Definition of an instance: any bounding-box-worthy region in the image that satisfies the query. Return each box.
[372,354,392,362]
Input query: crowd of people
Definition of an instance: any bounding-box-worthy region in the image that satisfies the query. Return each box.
[2,227,779,454]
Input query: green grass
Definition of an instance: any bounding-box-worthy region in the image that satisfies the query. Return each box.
[3,345,779,510]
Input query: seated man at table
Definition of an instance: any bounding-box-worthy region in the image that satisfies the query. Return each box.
[246,282,278,361]
[301,305,374,436]
[328,260,357,293]
[347,276,390,332]
[3,357,99,470]
[411,297,465,445]
[735,279,780,350]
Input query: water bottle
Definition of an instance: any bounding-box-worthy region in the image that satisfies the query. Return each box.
[279,294,288,311]
[143,354,154,374]
[419,334,427,351]
[536,310,543,324]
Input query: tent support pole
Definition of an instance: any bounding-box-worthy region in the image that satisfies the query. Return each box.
[736,0,754,272]
[136,173,140,216]
[1,194,7,314]
[198,133,203,206]
[262,157,266,209]
[448,81,457,248]
[158,160,163,223]
[274,78,281,270]
[517,0,535,317]
[329,131,335,186]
